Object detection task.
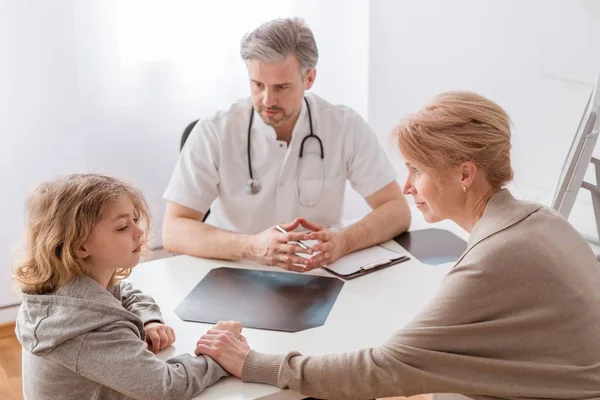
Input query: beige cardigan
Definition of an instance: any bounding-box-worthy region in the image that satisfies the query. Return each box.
[242,189,600,399]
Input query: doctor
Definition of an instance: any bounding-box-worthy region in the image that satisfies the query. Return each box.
[162,17,410,271]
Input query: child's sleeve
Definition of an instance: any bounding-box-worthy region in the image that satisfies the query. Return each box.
[75,321,229,399]
[119,281,164,326]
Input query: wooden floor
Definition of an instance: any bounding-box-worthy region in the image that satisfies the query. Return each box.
[0,322,22,400]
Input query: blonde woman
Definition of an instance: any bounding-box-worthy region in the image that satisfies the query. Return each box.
[195,92,600,399]
[13,174,229,400]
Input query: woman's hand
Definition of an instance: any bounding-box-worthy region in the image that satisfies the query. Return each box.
[195,321,251,378]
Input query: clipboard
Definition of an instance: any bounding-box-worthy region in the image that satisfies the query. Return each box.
[321,245,410,280]
[322,255,410,280]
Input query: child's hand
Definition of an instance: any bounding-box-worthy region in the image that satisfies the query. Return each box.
[144,322,176,354]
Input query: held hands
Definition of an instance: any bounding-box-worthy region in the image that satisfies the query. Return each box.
[246,218,315,272]
[300,218,346,268]
[144,322,176,354]
[195,320,250,378]
[247,217,346,272]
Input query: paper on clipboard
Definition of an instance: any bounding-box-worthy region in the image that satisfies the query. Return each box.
[324,245,405,275]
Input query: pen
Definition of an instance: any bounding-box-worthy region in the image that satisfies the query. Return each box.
[274,225,310,251]
[360,258,393,271]
[360,256,408,271]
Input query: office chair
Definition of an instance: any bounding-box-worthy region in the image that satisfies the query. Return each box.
[180,119,198,151]
[180,120,211,222]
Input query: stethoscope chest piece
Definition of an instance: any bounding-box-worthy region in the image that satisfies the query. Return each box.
[245,178,262,195]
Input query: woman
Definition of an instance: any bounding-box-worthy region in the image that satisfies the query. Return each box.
[195,92,600,399]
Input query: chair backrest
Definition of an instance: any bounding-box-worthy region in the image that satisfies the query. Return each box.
[179,119,210,222]
[180,119,199,150]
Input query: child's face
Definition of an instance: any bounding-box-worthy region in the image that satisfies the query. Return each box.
[80,195,144,272]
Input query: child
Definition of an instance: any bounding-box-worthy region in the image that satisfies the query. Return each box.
[13,173,228,400]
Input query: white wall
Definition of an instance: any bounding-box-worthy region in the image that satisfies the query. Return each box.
[369,0,600,240]
[0,0,369,309]
[1,0,84,311]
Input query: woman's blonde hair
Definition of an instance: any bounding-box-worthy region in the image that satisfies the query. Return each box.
[13,174,151,294]
[392,91,513,189]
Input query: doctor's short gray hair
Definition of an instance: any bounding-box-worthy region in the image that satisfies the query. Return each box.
[240,17,318,75]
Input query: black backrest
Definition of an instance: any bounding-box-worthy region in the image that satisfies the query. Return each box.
[180,119,199,150]
[179,119,210,222]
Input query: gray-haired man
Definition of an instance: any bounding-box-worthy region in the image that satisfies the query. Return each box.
[163,17,410,272]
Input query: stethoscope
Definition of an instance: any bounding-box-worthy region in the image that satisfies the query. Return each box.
[245,97,325,206]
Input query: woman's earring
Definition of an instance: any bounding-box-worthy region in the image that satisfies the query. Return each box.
[462,186,467,192]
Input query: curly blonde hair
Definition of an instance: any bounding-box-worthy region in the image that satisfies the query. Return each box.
[392,91,513,189]
[13,174,151,294]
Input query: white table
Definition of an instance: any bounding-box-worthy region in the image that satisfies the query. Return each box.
[128,210,468,399]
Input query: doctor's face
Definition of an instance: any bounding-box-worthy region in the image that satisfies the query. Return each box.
[246,55,316,127]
